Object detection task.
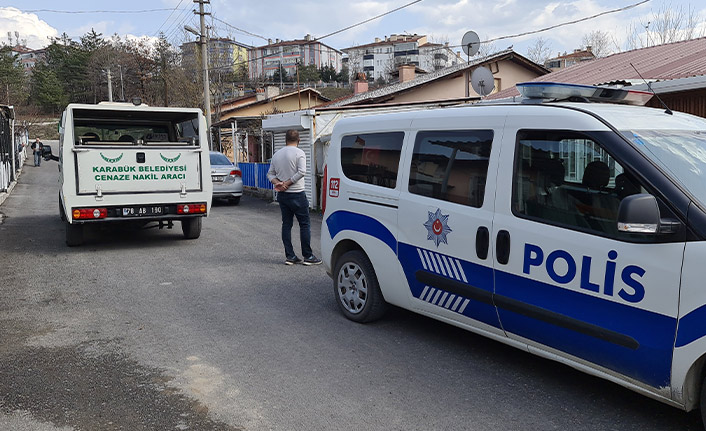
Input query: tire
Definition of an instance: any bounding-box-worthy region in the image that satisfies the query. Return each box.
[333,250,387,322]
[65,222,83,247]
[700,375,706,428]
[229,196,241,205]
[181,217,202,239]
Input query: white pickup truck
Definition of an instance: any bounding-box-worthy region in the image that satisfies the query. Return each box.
[49,101,213,246]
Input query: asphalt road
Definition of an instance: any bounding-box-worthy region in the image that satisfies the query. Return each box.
[0,158,703,431]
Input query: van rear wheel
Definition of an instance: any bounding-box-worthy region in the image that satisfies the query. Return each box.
[65,222,83,247]
[333,250,387,322]
[181,217,202,239]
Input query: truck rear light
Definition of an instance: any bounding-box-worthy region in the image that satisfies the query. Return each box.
[229,169,241,177]
[72,207,107,220]
[177,203,207,215]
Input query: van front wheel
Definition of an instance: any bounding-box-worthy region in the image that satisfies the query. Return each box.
[181,217,202,239]
[65,222,83,247]
[333,250,387,323]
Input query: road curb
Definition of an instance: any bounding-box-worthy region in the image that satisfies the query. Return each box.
[0,180,17,207]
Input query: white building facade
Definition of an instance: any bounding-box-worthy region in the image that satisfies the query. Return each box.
[249,35,343,80]
[343,34,462,82]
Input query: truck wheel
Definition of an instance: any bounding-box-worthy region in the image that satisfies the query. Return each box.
[333,250,387,323]
[65,222,83,246]
[181,217,202,239]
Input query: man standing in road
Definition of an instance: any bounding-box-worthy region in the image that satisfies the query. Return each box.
[31,138,43,167]
[267,129,322,266]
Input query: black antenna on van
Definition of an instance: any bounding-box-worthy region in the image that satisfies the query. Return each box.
[630,63,673,115]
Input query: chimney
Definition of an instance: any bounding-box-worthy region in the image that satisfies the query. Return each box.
[268,39,272,45]
[375,37,381,43]
[586,45,592,53]
[276,38,281,44]
[256,86,280,101]
[354,72,368,95]
[399,64,416,83]
[304,34,312,41]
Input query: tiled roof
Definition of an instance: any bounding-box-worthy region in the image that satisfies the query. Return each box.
[490,37,706,99]
[326,49,547,108]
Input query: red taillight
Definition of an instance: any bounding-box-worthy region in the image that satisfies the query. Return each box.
[322,164,327,215]
[177,203,207,215]
[72,208,107,220]
[229,169,241,177]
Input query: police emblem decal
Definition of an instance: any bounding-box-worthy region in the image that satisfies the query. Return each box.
[424,208,452,247]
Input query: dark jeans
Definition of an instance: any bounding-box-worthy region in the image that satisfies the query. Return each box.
[277,191,312,259]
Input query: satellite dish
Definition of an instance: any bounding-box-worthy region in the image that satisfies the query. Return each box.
[461,31,480,57]
[471,67,495,96]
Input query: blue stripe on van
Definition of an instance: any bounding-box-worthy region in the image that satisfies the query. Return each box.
[326,210,397,252]
[494,270,675,388]
[326,210,675,388]
[675,304,706,348]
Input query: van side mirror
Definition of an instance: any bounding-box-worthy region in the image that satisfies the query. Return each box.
[617,194,680,234]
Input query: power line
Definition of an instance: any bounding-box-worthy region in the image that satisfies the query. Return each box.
[24,8,177,14]
[211,16,269,42]
[482,0,650,44]
[314,0,423,42]
[153,0,186,37]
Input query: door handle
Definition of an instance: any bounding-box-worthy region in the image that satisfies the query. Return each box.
[496,230,511,265]
[476,226,489,260]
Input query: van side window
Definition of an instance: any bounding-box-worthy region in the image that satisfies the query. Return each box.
[513,130,647,237]
[408,130,493,208]
[340,132,404,188]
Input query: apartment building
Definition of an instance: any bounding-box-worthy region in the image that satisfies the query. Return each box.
[180,38,251,73]
[343,34,462,81]
[248,35,343,80]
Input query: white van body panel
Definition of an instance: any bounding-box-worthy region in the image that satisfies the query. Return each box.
[322,99,706,416]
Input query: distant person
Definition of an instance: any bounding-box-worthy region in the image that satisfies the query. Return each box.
[31,138,43,167]
[267,129,322,266]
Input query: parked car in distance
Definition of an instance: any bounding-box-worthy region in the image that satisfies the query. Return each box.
[210,151,243,205]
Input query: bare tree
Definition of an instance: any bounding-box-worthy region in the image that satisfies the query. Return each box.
[625,2,705,50]
[581,30,620,57]
[526,37,552,65]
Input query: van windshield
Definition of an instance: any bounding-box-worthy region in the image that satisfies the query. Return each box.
[625,130,706,207]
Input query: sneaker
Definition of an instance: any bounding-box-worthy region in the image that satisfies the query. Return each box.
[285,256,302,265]
[302,255,322,266]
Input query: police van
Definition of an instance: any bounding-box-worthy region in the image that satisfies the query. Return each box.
[321,82,706,425]
[48,101,212,246]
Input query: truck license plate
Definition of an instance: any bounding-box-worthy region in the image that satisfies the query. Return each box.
[122,206,163,217]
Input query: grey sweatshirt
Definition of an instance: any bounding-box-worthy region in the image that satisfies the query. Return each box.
[267,145,306,193]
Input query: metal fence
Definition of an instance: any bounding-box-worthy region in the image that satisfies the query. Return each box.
[239,162,273,190]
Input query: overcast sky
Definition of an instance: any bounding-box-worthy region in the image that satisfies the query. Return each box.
[2,0,705,60]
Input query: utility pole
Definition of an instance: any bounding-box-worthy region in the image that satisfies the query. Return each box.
[194,0,211,146]
[119,65,125,101]
[106,69,113,102]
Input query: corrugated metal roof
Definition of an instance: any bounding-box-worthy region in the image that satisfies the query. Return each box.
[490,37,706,99]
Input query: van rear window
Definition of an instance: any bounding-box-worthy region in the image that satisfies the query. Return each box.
[340,132,404,189]
[72,109,199,146]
